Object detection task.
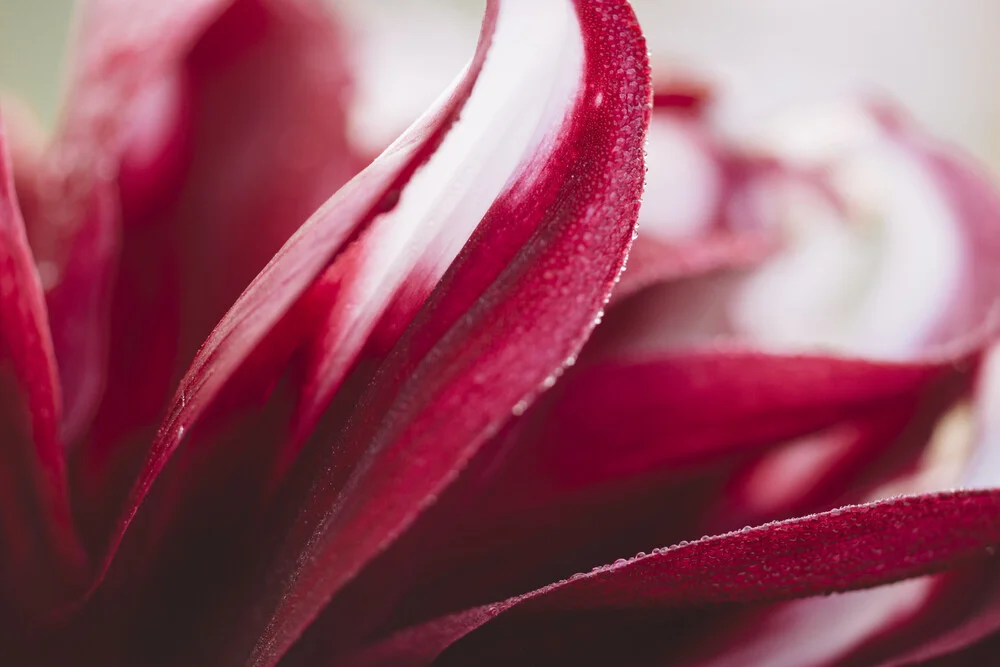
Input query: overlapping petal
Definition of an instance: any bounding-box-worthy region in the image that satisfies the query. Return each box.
[240,1,649,664]
[11,0,363,545]
[344,490,1000,666]
[332,96,1000,666]
[0,121,86,611]
[614,82,776,302]
[3,0,999,665]
[55,1,652,665]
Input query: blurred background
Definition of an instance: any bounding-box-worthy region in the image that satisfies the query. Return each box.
[3,0,1000,171]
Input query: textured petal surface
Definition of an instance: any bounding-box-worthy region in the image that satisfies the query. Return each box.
[342,97,1000,667]
[516,349,967,494]
[347,491,1000,666]
[229,1,651,664]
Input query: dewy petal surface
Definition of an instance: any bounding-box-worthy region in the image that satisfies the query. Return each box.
[224,0,651,664]
[340,91,1000,667]
[347,490,1000,666]
[23,0,234,451]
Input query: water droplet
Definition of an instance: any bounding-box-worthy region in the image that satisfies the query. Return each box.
[512,400,529,417]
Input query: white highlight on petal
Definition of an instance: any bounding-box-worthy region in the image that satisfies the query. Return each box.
[299,0,586,419]
[693,577,933,667]
[344,1,484,154]
[746,102,881,167]
[356,0,584,304]
[639,116,721,240]
[732,105,963,360]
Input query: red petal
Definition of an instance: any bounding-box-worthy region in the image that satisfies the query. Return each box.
[42,0,363,541]
[614,233,775,304]
[651,77,714,116]
[518,349,967,494]
[826,346,1000,665]
[233,1,650,663]
[22,0,233,450]
[87,0,500,606]
[615,100,778,302]
[347,490,1000,666]
[0,120,86,610]
[342,103,1000,666]
[285,354,963,654]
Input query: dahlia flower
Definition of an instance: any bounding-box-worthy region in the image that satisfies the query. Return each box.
[2,1,1000,666]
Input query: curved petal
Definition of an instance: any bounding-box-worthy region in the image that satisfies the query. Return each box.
[342,100,1000,667]
[831,345,1000,665]
[86,0,500,601]
[518,348,968,494]
[228,1,651,664]
[0,120,86,610]
[21,0,362,532]
[614,87,777,303]
[730,102,1000,359]
[346,490,1000,666]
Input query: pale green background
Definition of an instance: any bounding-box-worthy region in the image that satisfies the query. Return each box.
[0,0,74,126]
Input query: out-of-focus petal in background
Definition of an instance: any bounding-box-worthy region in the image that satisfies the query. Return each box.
[3,0,1000,169]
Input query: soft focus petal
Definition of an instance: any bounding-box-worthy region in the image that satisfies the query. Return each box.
[339,96,1000,667]
[0,119,86,611]
[511,349,969,495]
[841,345,1000,665]
[345,490,1000,666]
[233,1,649,664]
[89,0,494,592]
[31,0,363,543]
[731,102,1000,358]
[615,85,777,301]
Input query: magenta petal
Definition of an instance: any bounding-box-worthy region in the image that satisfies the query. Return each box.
[347,490,1000,666]
[0,121,86,609]
[230,2,651,664]
[897,114,1000,349]
[24,0,236,450]
[829,347,1000,665]
[520,348,967,494]
[615,94,781,303]
[86,0,497,605]
[613,233,775,305]
[54,0,362,542]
